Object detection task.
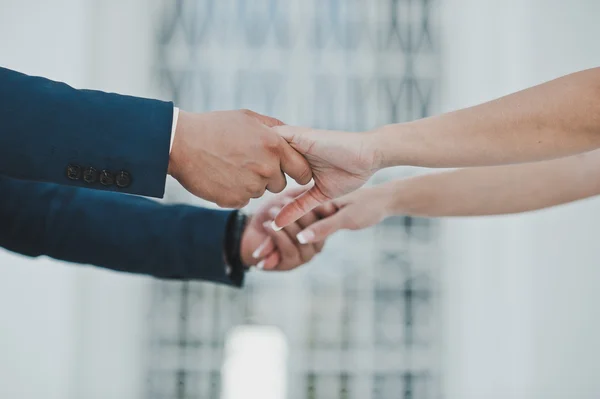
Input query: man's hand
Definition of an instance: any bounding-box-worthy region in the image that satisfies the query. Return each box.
[240,188,336,271]
[271,126,380,229]
[168,110,312,208]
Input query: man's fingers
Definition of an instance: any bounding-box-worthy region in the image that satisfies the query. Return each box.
[275,126,314,185]
[272,186,330,230]
[279,140,312,185]
[296,210,347,244]
[273,125,312,150]
[266,171,287,193]
[243,115,312,186]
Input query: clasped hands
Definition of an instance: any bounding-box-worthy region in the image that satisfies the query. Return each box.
[168,109,393,271]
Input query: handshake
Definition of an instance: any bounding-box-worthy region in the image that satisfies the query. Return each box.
[170,65,597,273]
[168,109,392,270]
[168,69,600,222]
[3,66,594,281]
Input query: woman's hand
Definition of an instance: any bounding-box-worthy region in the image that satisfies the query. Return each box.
[240,187,337,270]
[271,126,380,230]
[292,185,393,244]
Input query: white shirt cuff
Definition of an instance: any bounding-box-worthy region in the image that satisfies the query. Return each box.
[169,107,179,154]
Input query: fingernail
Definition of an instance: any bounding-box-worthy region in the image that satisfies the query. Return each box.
[268,207,281,218]
[257,260,266,270]
[271,221,283,231]
[297,230,315,244]
[252,240,269,259]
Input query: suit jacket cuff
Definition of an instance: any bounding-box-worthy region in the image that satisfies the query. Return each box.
[185,209,245,287]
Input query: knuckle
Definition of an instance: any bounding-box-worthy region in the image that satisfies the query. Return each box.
[268,180,286,194]
[248,181,265,195]
[254,161,278,179]
[269,186,284,194]
[297,166,312,183]
[222,195,249,209]
[264,164,279,178]
[262,133,281,151]
[268,116,285,127]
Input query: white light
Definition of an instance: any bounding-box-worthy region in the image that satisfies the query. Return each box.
[221,325,288,399]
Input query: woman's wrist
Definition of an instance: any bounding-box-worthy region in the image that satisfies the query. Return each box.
[357,182,401,221]
[378,177,426,218]
[368,123,415,170]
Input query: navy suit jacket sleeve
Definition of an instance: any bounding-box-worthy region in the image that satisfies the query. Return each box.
[0,66,173,198]
[0,175,242,287]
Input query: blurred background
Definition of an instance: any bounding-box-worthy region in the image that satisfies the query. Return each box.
[0,0,600,399]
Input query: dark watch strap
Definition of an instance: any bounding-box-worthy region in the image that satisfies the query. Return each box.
[224,210,249,286]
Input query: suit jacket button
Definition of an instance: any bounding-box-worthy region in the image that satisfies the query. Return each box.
[66,164,82,180]
[83,167,98,184]
[115,171,131,188]
[99,170,115,186]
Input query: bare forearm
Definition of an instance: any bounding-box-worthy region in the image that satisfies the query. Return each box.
[373,68,600,168]
[282,150,600,243]
[382,150,600,217]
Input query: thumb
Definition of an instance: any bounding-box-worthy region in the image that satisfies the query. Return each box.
[274,125,314,153]
[296,209,348,244]
[272,185,330,230]
[273,125,298,141]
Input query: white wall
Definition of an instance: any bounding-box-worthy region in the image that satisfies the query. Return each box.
[526,2,600,397]
[441,1,600,398]
[0,1,154,398]
[0,1,92,398]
